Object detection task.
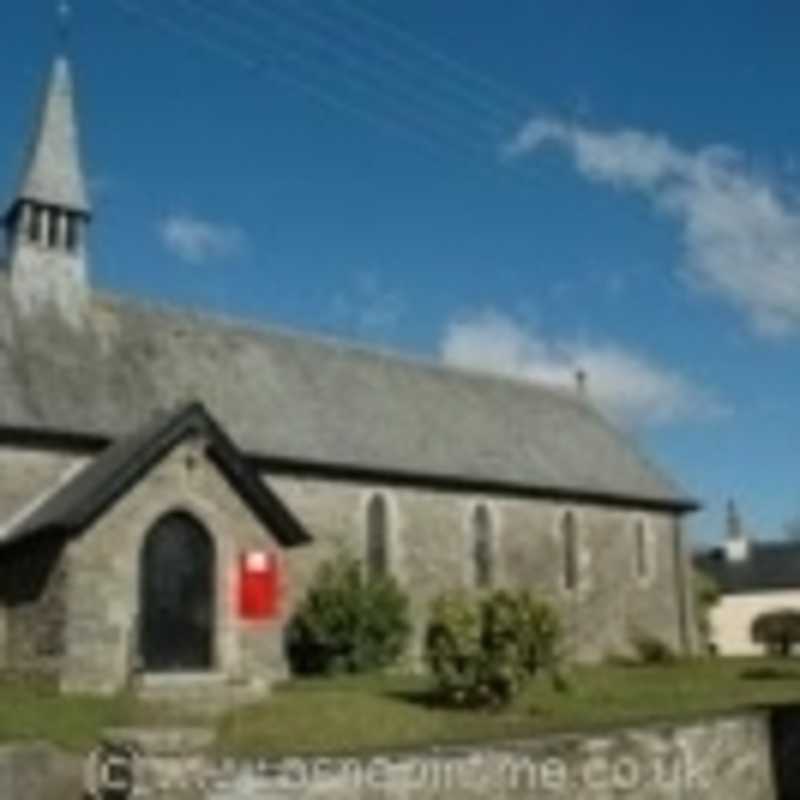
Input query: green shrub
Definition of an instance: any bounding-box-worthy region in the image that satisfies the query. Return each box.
[514,591,564,678]
[693,568,720,653]
[751,609,800,657]
[425,589,565,709]
[286,554,412,675]
[629,630,677,666]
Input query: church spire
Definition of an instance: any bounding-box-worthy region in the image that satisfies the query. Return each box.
[15,55,90,216]
[4,48,91,324]
[724,499,750,563]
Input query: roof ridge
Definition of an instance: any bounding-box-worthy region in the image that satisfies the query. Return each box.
[91,288,688,499]
[0,401,312,548]
[93,287,593,409]
[0,276,694,509]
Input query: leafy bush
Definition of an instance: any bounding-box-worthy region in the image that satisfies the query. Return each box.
[286,554,412,675]
[629,630,678,666]
[693,569,721,653]
[425,589,565,709]
[751,609,800,657]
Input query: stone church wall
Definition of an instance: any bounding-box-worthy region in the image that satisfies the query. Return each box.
[0,606,6,670]
[0,447,86,675]
[60,438,289,695]
[272,476,689,662]
[9,242,89,328]
[0,537,69,675]
[0,439,691,690]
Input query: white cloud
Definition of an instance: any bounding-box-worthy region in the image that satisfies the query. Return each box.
[440,310,724,427]
[159,213,247,265]
[507,118,800,337]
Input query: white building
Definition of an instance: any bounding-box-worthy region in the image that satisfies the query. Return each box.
[696,503,800,657]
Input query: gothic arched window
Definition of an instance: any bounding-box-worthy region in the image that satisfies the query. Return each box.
[366,494,390,579]
[47,209,59,249]
[65,213,80,252]
[29,205,43,243]
[562,511,579,591]
[472,504,495,589]
[634,519,649,580]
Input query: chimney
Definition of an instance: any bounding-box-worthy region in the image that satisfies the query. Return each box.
[724,500,750,563]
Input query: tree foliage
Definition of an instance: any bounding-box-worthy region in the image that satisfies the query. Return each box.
[751,609,800,657]
[693,568,721,652]
[286,554,412,675]
[628,629,678,666]
[425,589,565,709]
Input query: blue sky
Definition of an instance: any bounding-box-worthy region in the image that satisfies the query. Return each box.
[1,1,799,546]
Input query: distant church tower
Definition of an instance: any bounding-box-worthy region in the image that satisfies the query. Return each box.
[3,54,91,324]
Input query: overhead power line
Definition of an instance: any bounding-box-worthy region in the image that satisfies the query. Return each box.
[330,0,537,114]
[109,0,548,180]
[110,0,488,169]
[175,0,512,153]
[237,0,529,129]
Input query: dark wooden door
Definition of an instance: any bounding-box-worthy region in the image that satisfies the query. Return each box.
[139,513,215,671]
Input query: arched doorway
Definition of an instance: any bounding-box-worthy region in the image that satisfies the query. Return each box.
[139,512,215,671]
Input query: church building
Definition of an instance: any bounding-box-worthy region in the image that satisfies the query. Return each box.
[0,53,699,697]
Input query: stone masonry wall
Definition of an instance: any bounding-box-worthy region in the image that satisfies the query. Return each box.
[61,437,288,694]
[0,537,69,675]
[0,446,85,673]
[0,605,6,671]
[0,439,692,689]
[108,710,778,800]
[9,240,89,328]
[272,476,689,662]
[235,712,777,799]
[0,708,788,799]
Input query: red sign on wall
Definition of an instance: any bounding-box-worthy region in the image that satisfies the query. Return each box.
[238,551,281,620]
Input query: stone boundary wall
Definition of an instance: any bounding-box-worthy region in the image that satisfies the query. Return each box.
[7,708,800,799]
[194,712,779,800]
[0,743,82,800]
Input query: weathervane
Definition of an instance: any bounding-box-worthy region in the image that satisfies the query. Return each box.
[57,0,72,47]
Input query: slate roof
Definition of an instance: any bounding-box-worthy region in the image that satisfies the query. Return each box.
[695,541,800,594]
[12,57,90,214]
[0,402,312,548]
[0,276,695,511]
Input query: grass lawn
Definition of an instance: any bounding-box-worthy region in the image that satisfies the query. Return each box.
[3,659,800,755]
[0,673,202,752]
[217,658,800,756]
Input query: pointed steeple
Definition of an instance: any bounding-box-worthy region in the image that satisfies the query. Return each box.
[4,51,91,325]
[724,500,750,563]
[16,55,90,215]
